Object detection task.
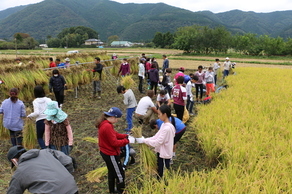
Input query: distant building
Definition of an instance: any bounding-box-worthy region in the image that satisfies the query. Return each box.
[0,39,6,42]
[110,41,133,47]
[39,44,48,48]
[85,39,104,45]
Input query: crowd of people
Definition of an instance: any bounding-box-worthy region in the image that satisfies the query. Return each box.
[2,54,235,194]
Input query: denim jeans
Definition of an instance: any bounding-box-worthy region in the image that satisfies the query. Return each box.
[186,95,194,114]
[36,119,46,149]
[125,107,136,131]
[224,70,229,77]
[50,145,69,155]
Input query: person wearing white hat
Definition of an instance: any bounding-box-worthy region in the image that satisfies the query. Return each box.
[223,57,232,78]
[64,58,70,68]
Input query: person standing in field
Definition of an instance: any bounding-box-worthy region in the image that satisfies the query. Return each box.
[27,86,52,149]
[205,67,215,97]
[186,76,198,116]
[161,68,172,95]
[171,76,187,121]
[148,63,159,96]
[117,58,130,77]
[0,88,26,146]
[162,55,169,73]
[223,57,232,78]
[136,105,175,179]
[49,57,56,68]
[49,69,66,108]
[138,58,145,93]
[194,66,205,103]
[174,67,185,85]
[44,101,73,155]
[213,58,220,85]
[92,57,103,99]
[117,86,137,132]
[96,107,130,194]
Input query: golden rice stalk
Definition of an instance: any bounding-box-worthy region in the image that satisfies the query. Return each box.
[0,115,10,140]
[86,167,108,183]
[83,137,98,144]
[120,75,136,89]
[131,126,142,138]
[23,117,37,149]
[140,144,157,175]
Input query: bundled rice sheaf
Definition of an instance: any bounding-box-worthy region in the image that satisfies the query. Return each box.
[86,167,108,183]
[23,108,37,149]
[0,115,9,140]
[120,75,136,89]
[83,137,98,144]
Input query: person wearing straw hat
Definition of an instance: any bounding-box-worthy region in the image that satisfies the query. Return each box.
[6,145,78,194]
[95,107,131,194]
[64,57,71,68]
[44,101,73,155]
[0,88,26,146]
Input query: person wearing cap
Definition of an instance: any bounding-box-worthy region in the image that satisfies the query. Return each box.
[64,57,71,68]
[95,107,130,194]
[174,67,185,85]
[0,88,26,146]
[223,57,232,78]
[49,69,66,108]
[44,101,73,155]
[6,145,78,194]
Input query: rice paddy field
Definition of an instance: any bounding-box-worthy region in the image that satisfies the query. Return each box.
[0,48,292,193]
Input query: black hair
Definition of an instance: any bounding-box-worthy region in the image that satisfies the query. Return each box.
[52,69,59,75]
[192,75,199,81]
[56,59,61,62]
[208,67,213,70]
[159,105,176,127]
[123,58,127,61]
[10,88,19,103]
[162,55,166,58]
[215,59,219,61]
[95,57,100,61]
[151,63,157,69]
[189,73,194,77]
[159,90,166,95]
[176,76,184,84]
[149,119,157,129]
[117,85,126,94]
[34,85,45,98]
[198,65,203,69]
[165,68,172,73]
[49,57,53,62]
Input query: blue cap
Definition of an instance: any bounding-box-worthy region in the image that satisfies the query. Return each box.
[104,107,122,118]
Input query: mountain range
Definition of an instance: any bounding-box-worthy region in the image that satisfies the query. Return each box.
[0,0,292,42]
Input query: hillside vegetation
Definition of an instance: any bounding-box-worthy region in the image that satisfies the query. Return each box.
[0,0,292,41]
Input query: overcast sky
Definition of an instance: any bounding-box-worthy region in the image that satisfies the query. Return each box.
[0,0,291,13]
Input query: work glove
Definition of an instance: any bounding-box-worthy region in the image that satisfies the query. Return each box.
[136,136,145,144]
[128,135,135,144]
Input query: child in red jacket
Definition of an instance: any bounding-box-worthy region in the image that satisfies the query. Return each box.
[96,107,130,194]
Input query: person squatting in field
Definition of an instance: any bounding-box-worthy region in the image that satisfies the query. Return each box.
[96,107,130,194]
[0,88,26,146]
[136,105,176,179]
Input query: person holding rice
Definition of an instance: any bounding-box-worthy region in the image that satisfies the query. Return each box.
[96,107,132,194]
[136,104,175,179]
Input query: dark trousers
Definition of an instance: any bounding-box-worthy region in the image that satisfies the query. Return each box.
[9,130,22,146]
[150,81,158,95]
[195,84,203,99]
[173,103,184,121]
[186,95,194,114]
[54,90,64,107]
[164,85,172,96]
[36,119,46,149]
[157,153,170,179]
[100,151,125,193]
[138,76,143,93]
[214,74,217,85]
[224,70,229,77]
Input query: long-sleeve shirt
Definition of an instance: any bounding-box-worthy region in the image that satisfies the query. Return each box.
[0,98,26,131]
[118,62,130,76]
[138,63,145,78]
[162,58,169,72]
[171,85,187,106]
[123,89,137,109]
[213,62,220,75]
[186,81,194,96]
[205,71,215,83]
[223,61,232,70]
[27,97,52,122]
[98,120,129,155]
[195,71,205,84]
[144,122,175,159]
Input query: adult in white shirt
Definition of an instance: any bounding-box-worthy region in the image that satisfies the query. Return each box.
[223,57,232,78]
[135,90,158,124]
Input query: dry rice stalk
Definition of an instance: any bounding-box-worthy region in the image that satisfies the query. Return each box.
[0,115,9,140]
[131,126,142,138]
[83,137,98,144]
[23,117,37,149]
[140,144,157,176]
[86,167,108,183]
[120,75,136,89]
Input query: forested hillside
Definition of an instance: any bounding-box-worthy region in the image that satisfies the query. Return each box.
[0,0,291,41]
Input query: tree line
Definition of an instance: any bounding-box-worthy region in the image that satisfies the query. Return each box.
[153,25,292,56]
